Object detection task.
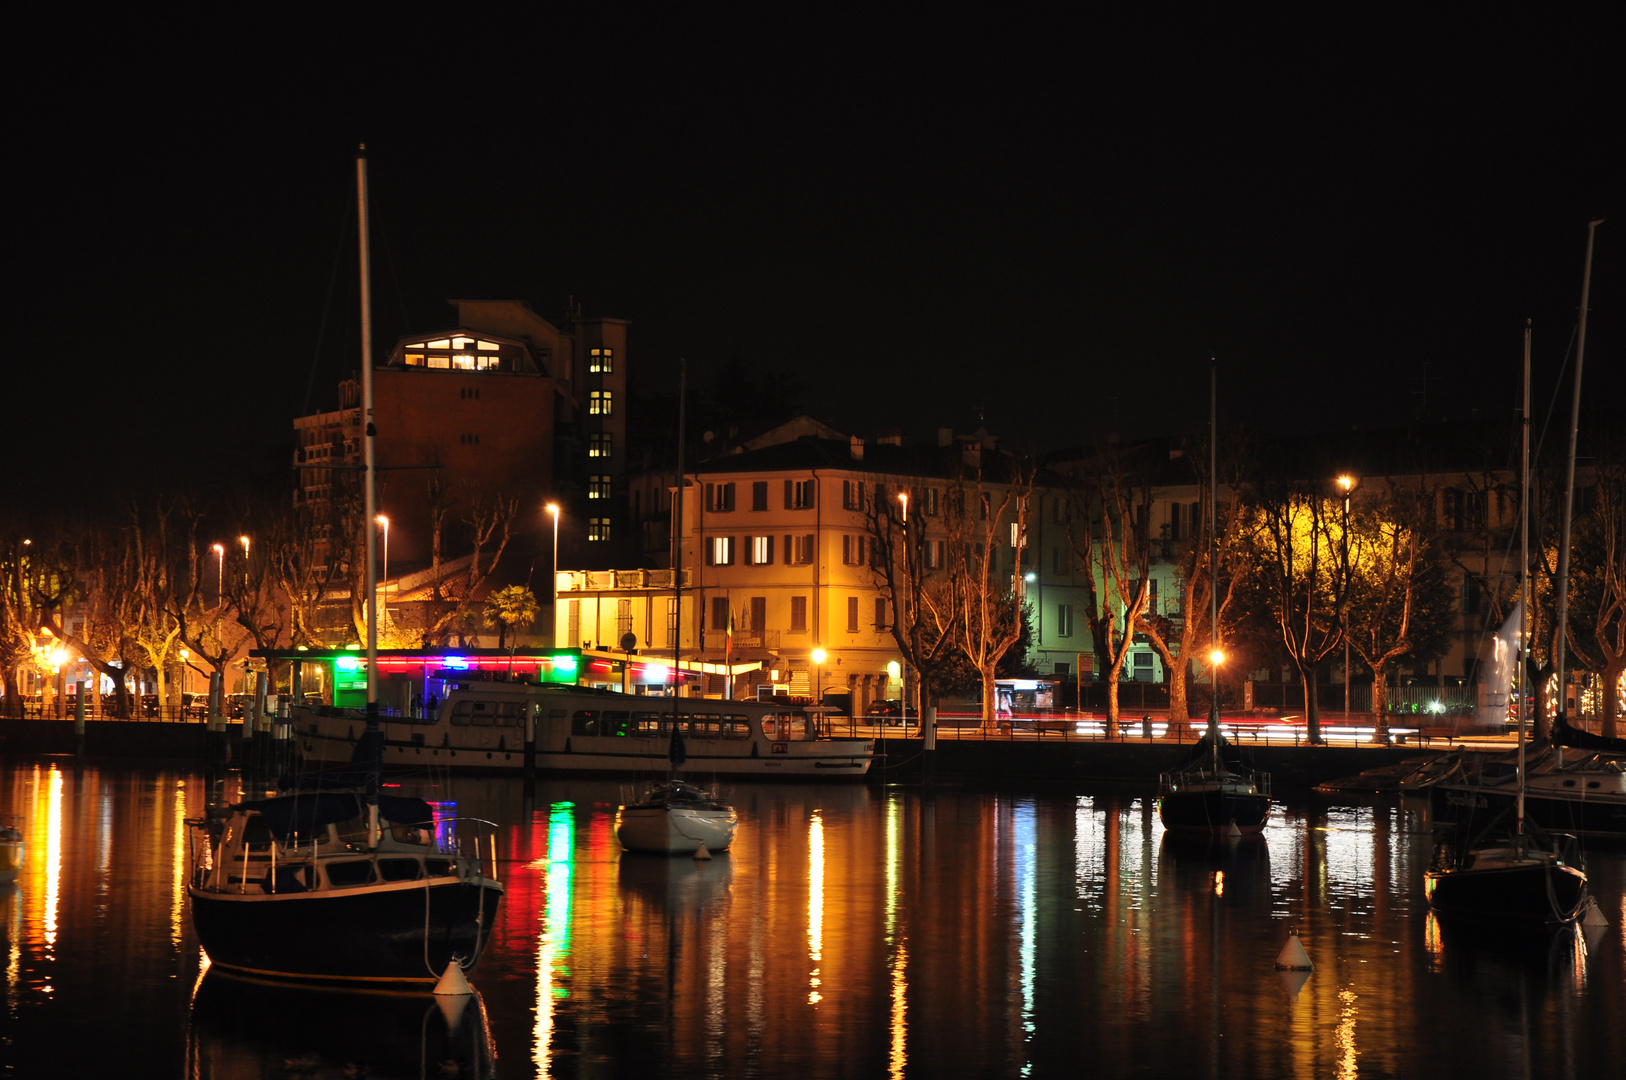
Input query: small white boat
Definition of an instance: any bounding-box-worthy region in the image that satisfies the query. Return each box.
[0,821,22,882]
[616,781,737,855]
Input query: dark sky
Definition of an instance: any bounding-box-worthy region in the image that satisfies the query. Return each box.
[6,12,1619,512]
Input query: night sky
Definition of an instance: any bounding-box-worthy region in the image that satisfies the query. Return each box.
[7,12,1619,514]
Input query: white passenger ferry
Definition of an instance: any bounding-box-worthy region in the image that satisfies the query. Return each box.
[292,680,874,779]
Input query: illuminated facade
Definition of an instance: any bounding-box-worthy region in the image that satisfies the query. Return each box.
[293,299,629,570]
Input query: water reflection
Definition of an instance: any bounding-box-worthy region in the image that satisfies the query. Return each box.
[2,765,1623,1079]
[186,970,495,1079]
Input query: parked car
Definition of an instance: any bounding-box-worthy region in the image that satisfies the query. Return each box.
[867,699,905,726]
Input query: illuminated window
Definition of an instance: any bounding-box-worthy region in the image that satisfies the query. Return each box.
[428,355,450,369]
[924,539,945,569]
[589,433,612,458]
[588,476,610,499]
[589,390,612,415]
[477,339,500,351]
[708,536,735,565]
[452,353,476,370]
[405,353,425,366]
[589,347,614,374]
[750,535,773,564]
[426,339,451,348]
[588,518,611,542]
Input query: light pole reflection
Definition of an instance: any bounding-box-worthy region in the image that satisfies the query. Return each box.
[534,802,575,1074]
[808,809,824,1005]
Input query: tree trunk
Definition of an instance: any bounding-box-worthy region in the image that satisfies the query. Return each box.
[1603,658,1624,740]
[1167,660,1189,724]
[1300,662,1322,743]
[2,672,18,718]
[980,665,998,734]
[1106,675,1121,737]
[1370,661,1390,742]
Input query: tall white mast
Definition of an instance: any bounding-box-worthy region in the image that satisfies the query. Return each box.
[1552,220,1603,734]
[357,146,378,712]
[1518,321,1530,839]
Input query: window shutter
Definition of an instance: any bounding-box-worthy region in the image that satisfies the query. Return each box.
[765,536,775,564]
[726,483,736,511]
[705,483,715,511]
[784,535,792,563]
[784,480,793,509]
[804,534,814,564]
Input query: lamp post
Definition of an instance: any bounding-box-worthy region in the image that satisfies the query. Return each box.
[376,515,390,625]
[238,535,250,591]
[896,491,909,730]
[212,543,225,608]
[1337,476,1355,722]
[545,503,561,646]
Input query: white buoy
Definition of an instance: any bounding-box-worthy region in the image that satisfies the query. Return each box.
[1227,821,1242,839]
[1277,967,1312,1002]
[433,961,473,996]
[693,843,712,861]
[1275,928,1314,971]
[1583,898,1609,927]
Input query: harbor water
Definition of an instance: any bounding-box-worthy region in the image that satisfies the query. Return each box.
[2,759,1623,1078]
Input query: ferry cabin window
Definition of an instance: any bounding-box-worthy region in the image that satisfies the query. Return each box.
[573,709,632,736]
[761,714,806,738]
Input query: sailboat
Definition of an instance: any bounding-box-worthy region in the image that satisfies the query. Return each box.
[187,147,505,983]
[1158,364,1272,838]
[614,360,738,857]
[1424,232,1601,924]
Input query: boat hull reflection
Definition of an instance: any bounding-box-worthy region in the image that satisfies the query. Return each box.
[191,878,502,983]
[187,969,495,1079]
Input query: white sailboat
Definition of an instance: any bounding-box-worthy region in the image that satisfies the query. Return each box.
[1425,228,1602,924]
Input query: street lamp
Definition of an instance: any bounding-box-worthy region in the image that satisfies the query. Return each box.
[811,645,827,700]
[545,503,561,645]
[376,515,390,623]
[212,543,225,608]
[1336,476,1356,723]
[887,659,903,731]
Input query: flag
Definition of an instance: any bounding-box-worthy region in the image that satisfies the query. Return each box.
[725,596,734,659]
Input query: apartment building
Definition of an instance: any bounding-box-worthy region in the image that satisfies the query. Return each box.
[293,299,629,571]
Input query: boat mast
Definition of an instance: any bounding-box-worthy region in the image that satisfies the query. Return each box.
[671,359,685,721]
[1209,360,1221,769]
[357,146,379,712]
[1552,220,1602,737]
[357,145,381,847]
[1518,320,1530,841]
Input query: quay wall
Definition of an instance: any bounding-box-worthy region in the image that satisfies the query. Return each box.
[870,736,1439,789]
[2,721,1438,789]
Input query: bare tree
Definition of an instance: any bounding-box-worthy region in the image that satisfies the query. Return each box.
[1241,483,1352,744]
[944,471,1030,733]
[1066,460,1153,737]
[865,484,962,721]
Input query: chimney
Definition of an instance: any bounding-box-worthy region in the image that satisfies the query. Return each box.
[850,435,865,461]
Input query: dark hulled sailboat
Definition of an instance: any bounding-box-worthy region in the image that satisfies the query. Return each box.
[1157,363,1271,838]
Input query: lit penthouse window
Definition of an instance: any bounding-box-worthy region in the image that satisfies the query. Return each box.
[402,337,509,372]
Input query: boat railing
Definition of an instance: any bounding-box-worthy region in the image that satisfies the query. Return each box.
[431,816,502,880]
[1158,768,1271,798]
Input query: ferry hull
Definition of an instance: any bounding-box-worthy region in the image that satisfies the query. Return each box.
[296,716,873,779]
[190,878,503,984]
